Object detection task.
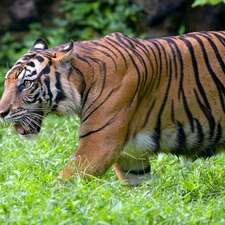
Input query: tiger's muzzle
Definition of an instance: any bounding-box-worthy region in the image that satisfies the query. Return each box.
[0,108,44,138]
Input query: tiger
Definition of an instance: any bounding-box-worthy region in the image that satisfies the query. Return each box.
[1,31,225,185]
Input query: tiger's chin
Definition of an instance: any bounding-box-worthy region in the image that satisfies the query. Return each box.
[14,123,42,138]
[13,111,44,139]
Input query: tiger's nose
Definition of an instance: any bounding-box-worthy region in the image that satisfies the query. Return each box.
[0,109,10,118]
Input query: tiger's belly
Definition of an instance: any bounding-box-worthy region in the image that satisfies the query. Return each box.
[124,124,224,158]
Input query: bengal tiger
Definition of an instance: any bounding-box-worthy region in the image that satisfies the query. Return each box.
[0,31,225,185]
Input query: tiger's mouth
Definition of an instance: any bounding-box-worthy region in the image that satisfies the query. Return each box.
[13,111,44,138]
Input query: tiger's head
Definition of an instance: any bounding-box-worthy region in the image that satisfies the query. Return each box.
[0,39,81,138]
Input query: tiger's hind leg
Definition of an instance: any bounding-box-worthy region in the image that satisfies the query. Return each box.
[113,152,151,185]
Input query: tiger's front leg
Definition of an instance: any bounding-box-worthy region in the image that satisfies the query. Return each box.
[60,139,122,181]
[59,117,129,181]
[59,89,143,184]
[60,144,151,185]
[60,132,152,185]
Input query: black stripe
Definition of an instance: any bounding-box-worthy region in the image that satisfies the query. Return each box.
[149,40,162,89]
[81,89,114,124]
[39,65,50,76]
[43,76,53,105]
[76,54,91,67]
[25,89,40,104]
[33,92,41,103]
[180,36,211,111]
[196,33,225,112]
[153,43,173,150]
[193,33,225,87]
[80,42,118,70]
[15,61,23,66]
[105,38,128,69]
[82,81,96,109]
[181,90,194,132]
[44,52,56,59]
[166,37,190,132]
[154,39,169,81]
[27,61,35,67]
[166,37,179,79]
[194,88,215,140]
[142,98,156,129]
[22,54,35,61]
[79,112,118,139]
[114,33,141,106]
[212,31,225,47]
[35,55,45,63]
[72,65,86,95]
[166,38,184,101]
[213,123,222,145]
[145,44,158,94]
[121,34,136,48]
[55,72,66,103]
[124,165,151,175]
[132,38,153,69]
[29,82,39,95]
[195,118,204,147]
[92,41,118,58]
[29,70,37,77]
[171,100,175,123]
[82,57,106,114]
[118,35,149,94]
[161,37,195,132]
[176,121,186,151]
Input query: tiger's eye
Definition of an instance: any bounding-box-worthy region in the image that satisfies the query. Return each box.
[24,80,32,87]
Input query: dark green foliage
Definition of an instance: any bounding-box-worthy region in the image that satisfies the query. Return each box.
[0,0,143,92]
[58,0,143,40]
[0,0,143,68]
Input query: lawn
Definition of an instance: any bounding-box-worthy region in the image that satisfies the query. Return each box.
[1,114,225,225]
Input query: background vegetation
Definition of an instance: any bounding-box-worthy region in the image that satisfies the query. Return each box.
[0,0,143,93]
[0,0,143,67]
[1,0,225,224]
[193,0,225,6]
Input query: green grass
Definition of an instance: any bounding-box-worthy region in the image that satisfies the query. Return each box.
[1,115,225,224]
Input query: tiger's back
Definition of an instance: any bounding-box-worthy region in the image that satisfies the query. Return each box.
[124,31,225,158]
[1,31,225,185]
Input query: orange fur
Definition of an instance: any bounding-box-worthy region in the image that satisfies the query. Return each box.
[1,31,225,185]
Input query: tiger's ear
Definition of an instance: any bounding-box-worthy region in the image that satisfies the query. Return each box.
[29,39,48,52]
[57,40,74,62]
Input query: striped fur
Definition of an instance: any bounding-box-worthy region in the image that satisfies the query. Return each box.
[1,31,225,185]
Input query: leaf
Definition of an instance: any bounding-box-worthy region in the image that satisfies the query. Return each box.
[192,0,207,7]
[192,0,225,6]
